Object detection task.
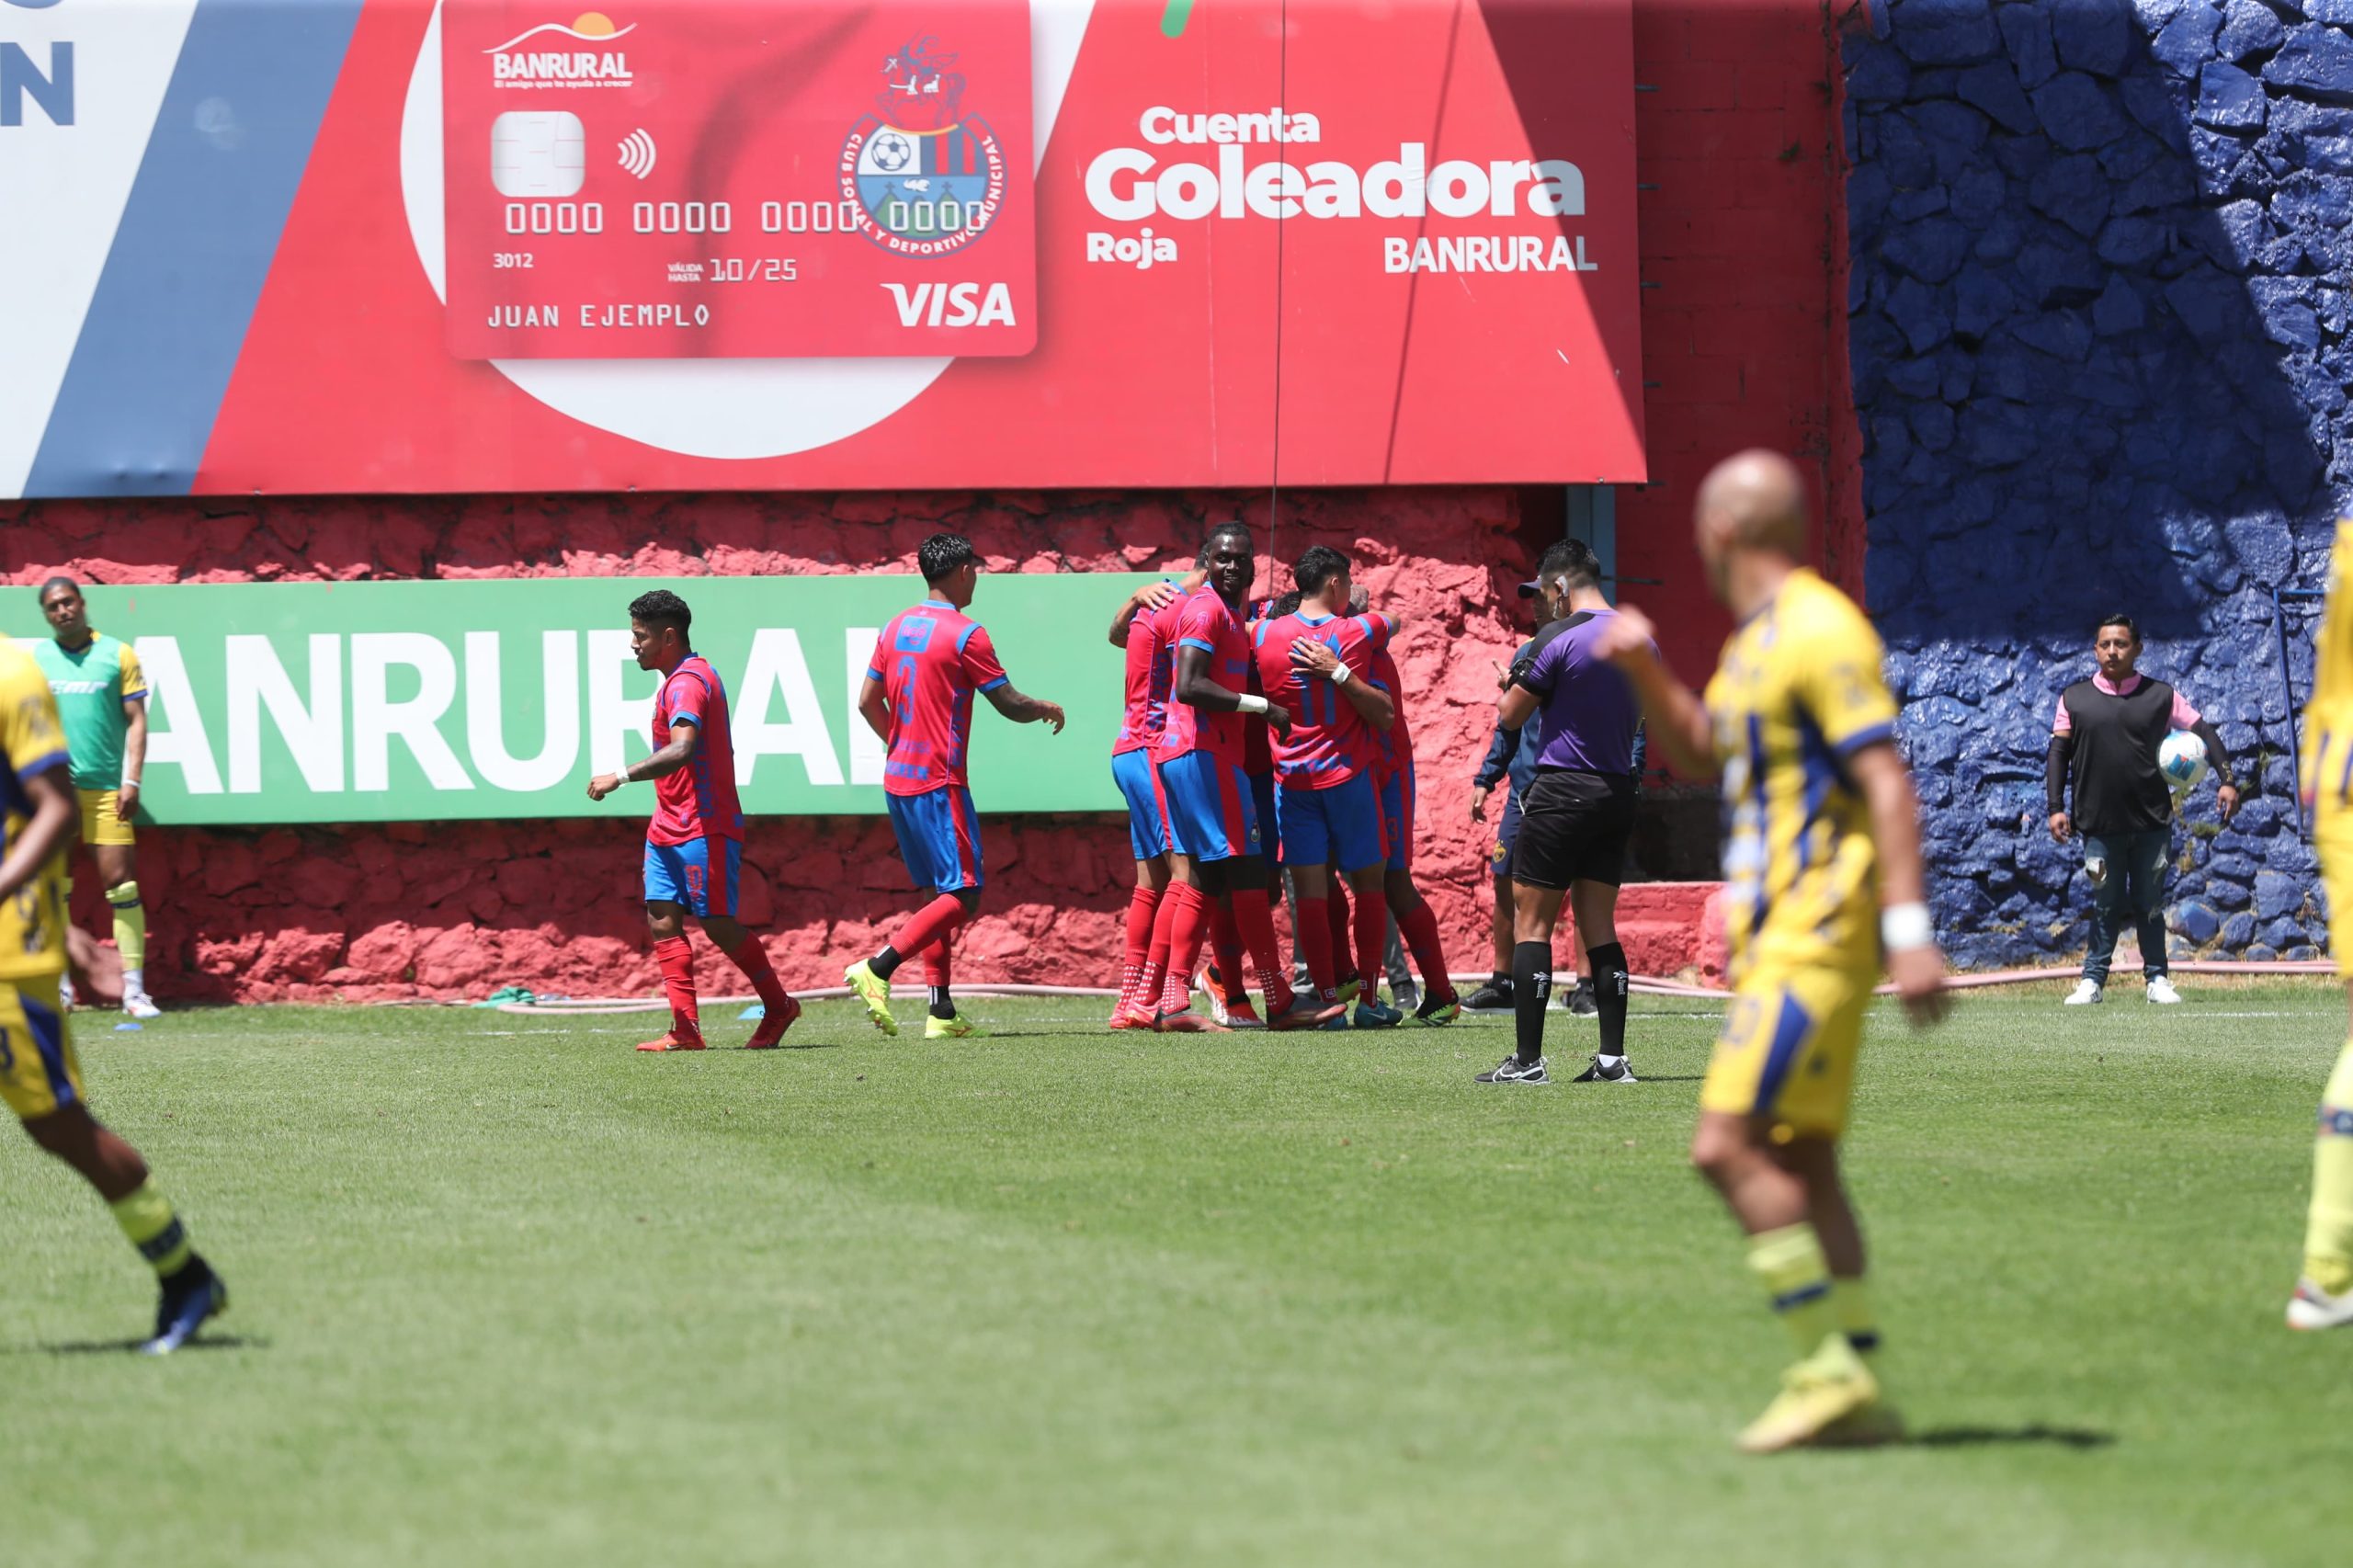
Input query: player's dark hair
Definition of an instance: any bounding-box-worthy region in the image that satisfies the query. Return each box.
[1293,545,1350,597]
[629,588,692,642]
[38,574,80,604]
[1272,590,1304,618]
[1202,521,1253,560]
[1538,538,1603,594]
[2097,612,2140,644]
[918,532,981,585]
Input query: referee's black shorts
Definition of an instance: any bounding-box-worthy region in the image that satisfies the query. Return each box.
[1513,767,1636,890]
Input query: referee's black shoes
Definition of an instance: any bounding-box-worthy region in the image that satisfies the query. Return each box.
[1463,977,1513,1012]
[1475,1054,1549,1085]
[1570,1054,1637,1084]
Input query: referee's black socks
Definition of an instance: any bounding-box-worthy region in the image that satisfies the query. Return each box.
[1587,941,1631,1061]
[1511,941,1551,1065]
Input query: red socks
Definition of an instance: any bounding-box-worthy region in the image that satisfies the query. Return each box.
[1296,894,1338,1000]
[1132,883,1185,1017]
[1159,883,1211,1017]
[1227,885,1293,1013]
[654,935,701,1039]
[1326,881,1357,982]
[1120,884,1163,1010]
[724,934,791,1011]
[1396,896,1456,1005]
[923,938,952,989]
[1351,884,1388,996]
[887,892,970,969]
[1208,896,1249,1003]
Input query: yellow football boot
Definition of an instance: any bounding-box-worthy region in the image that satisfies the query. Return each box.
[843,960,898,1038]
[1737,1337,1888,1455]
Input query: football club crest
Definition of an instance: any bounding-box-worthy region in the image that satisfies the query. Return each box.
[839,35,1009,258]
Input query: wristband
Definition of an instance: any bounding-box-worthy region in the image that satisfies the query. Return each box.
[1237,694,1269,715]
[1880,902,1934,952]
[1330,664,1352,686]
[611,772,631,788]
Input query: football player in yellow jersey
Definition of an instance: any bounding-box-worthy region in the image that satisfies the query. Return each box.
[1596,450,1948,1452]
[2288,519,2353,1330]
[0,641,227,1353]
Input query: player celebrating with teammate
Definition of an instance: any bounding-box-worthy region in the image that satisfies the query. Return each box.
[587,590,801,1052]
[846,535,1066,1040]
[1597,450,1947,1452]
[0,638,227,1352]
[34,577,161,1018]
[1137,523,1331,1032]
[1255,549,1400,1028]
[1105,568,1199,1026]
[1356,588,1461,1025]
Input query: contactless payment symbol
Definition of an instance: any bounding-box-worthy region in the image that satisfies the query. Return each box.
[840,35,1008,258]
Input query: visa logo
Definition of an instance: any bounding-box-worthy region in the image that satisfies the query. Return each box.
[881,281,1017,329]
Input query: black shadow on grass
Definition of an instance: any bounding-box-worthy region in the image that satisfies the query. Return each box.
[1904,1423,2116,1450]
[14,1333,269,1357]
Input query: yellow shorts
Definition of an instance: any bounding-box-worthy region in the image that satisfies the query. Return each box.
[2317,805,2353,973]
[0,973,84,1122]
[1699,962,1874,1141]
[76,789,135,848]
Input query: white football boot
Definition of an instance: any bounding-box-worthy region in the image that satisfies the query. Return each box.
[2063,979,2104,1006]
[2146,976,2182,1006]
[2287,1278,2353,1331]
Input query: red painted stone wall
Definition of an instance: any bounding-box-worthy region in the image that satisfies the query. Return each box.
[3,2,1852,1003]
[7,489,1541,1001]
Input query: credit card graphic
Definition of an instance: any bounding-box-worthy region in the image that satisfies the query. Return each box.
[441,2,1036,359]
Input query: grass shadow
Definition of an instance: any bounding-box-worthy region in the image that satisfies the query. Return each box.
[13,1333,268,1357]
[1904,1423,2116,1450]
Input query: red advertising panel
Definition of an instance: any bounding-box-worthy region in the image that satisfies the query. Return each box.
[438,2,1037,358]
[4,0,1643,497]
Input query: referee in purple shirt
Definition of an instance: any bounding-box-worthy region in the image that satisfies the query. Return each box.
[1477,540,1647,1086]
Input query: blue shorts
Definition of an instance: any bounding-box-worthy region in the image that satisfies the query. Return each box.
[1251,770,1280,869]
[1156,750,1262,864]
[643,835,741,919]
[887,784,984,892]
[1379,764,1416,871]
[1276,771,1385,873]
[1111,748,1172,862]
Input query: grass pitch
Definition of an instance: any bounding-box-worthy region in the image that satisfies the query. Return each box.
[1,985,2342,1567]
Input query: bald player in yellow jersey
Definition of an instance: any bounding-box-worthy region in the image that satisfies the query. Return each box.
[0,641,226,1352]
[1596,450,1948,1452]
[2288,519,2353,1330]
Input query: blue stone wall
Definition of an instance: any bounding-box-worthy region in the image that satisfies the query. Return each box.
[1848,0,2353,967]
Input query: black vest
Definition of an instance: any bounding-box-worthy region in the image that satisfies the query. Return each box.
[2059,676,2176,836]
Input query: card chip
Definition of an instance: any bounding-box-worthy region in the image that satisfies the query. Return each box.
[491,111,585,198]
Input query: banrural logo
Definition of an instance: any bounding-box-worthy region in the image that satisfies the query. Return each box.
[486,11,634,89]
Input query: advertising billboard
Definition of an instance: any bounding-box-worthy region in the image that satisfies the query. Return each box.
[9,574,1148,824]
[1,0,1642,497]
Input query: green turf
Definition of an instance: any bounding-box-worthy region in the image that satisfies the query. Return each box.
[1,984,2342,1566]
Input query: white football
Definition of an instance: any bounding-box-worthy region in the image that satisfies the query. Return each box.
[2158,730,2208,792]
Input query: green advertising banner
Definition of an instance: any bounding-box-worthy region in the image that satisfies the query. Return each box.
[10,576,1155,825]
